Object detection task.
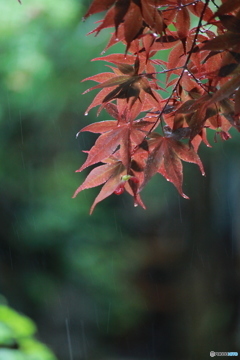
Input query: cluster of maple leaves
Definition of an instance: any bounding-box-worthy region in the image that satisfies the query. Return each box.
[73,0,240,213]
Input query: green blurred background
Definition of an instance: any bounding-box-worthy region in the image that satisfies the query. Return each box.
[0,0,240,359]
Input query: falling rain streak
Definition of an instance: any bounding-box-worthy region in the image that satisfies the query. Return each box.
[65,318,73,360]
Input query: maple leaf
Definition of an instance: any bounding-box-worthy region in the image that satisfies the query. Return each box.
[75,0,240,213]
[83,0,115,20]
[141,135,205,198]
[82,57,162,113]
[188,1,214,22]
[84,0,165,46]
[73,160,126,214]
[73,155,146,213]
[77,103,156,171]
[175,6,190,53]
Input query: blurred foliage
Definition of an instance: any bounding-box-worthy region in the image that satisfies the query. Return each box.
[0,299,57,360]
[0,0,148,348]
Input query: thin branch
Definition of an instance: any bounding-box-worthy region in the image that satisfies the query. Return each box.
[144,66,184,76]
[146,0,211,135]
[161,0,201,12]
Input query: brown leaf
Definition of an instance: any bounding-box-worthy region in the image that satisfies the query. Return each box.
[83,0,115,19]
[201,33,240,51]
[208,74,240,104]
[176,7,190,53]
[124,2,143,50]
[219,15,240,33]
[188,1,214,22]
[215,0,240,17]
[83,75,131,93]
[141,0,163,34]
[117,63,135,75]
[114,0,131,32]
[218,63,239,77]
[102,77,141,104]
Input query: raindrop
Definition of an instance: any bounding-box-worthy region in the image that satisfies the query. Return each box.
[19,111,24,145]
[84,112,88,116]
[65,318,73,360]
[166,178,170,181]
[134,202,138,207]
[107,302,111,333]
[115,38,119,42]
[81,321,87,360]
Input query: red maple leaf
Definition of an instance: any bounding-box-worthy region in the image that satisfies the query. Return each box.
[82,56,162,114]
[77,103,156,172]
[141,134,205,198]
[84,0,166,49]
[73,154,146,214]
[74,0,240,213]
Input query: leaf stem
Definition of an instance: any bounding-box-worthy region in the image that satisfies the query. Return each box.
[147,0,211,135]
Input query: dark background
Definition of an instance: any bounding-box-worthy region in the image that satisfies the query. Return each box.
[0,0,240,359]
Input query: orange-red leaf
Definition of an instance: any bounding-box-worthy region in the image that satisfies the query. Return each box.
[142,136,204,198]
[176,7,190,52]
[89,164,126,214]
[78,121,116,135]
[79,128,125,171]
[73,162,121,196]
